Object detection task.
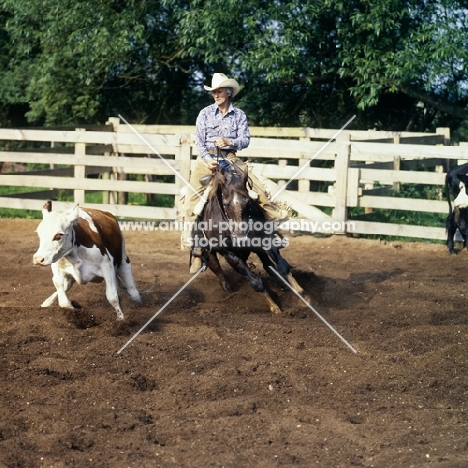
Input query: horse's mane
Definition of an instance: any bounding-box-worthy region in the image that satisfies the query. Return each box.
[201,164,273,250]
[208,166,249,201]
[203,166,251,222]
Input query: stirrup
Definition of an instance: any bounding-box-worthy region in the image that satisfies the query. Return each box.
[191,247,203,258]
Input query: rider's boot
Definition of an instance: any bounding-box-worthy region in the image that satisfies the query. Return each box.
[190,247,203,274]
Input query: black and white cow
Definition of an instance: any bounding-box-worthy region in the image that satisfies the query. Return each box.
[33,201,141,319]
[445,163,468,254]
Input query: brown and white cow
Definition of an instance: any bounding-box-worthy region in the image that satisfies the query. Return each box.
[33,201,141,320]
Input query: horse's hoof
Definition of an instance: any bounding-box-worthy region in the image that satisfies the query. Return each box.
[299,295,311,306]
[270,304,282,315]
[221,281,233,294]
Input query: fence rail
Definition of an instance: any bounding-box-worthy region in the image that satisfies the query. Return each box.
[0,118,466,241]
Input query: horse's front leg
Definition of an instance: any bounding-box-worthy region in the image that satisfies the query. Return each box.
[223,251,281,315]
[206,251,233,293]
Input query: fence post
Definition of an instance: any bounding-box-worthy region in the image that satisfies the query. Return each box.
[298,157,309,194]
[393,135,401,192]
[278,159,287,188]
[298,134,310,194]
[104,117,121,205]
[101,157,110,204]
[333,133,351,233]
[176,134,193,214]
[436,127,451,147]
[74,128,86,205]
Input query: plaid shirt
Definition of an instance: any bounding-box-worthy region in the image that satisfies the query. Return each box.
[195,102,251,163]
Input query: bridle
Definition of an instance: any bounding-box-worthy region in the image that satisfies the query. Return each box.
[211,151,251,239]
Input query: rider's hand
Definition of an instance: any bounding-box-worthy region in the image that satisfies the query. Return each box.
[215,137,232,148]
[205,159,218,171]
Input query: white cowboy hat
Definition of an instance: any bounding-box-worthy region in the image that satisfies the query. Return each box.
[203,73,240,97]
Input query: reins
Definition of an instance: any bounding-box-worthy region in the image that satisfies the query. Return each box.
[216,147,254,191]
[208,156,250,239]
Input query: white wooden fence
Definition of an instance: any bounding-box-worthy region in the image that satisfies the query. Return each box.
[1,117,467,241]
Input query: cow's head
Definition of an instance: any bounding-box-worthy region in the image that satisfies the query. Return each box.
[454,174,468,209]
[33,201,80,266]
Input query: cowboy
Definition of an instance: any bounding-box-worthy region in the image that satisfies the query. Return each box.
[184,73,288,273]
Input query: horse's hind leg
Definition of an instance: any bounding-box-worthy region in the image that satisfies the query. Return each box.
[285,272,311,304]
[258,290,281,315]
[258,249,310,304]
[207,252,233,294]
[282,269,310,305]
[224,251,281,314]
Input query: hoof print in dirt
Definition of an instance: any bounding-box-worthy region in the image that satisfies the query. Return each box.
[347,414,365,425]
[131,374,157,392]
[64,309,99,329]
[65,436,94,451]
[287,308,309,319]
[110,318,143,337]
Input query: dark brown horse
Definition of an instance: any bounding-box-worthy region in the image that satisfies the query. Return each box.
[192,163,307,314]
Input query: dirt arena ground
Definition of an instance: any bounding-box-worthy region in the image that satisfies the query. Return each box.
[1,217,468,467]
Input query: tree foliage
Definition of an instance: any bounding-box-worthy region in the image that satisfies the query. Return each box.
[0,0,194,125]
[0,0,467,134]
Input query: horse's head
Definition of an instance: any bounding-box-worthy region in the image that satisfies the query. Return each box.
[211,165,251,238]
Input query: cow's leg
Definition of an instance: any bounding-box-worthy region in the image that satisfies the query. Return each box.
[207,251,232,293]
[42,264,75,308]
[446,214,457,254]
[117,253,141,303]
[57,274,75,308]
[223,251,281,314]
[41,291,58,308]
[461,221,468,252]
[101,261,124,320]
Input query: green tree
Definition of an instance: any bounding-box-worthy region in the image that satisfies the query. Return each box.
[0,0,195,125]
[0,0,467,132]
[339,0,468,130]
[163,0,468,132]
[0,8,29,127]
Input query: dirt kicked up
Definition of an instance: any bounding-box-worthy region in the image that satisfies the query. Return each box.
[1,218,467,467]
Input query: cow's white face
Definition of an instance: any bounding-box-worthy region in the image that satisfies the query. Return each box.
[454,181,468,209]
[33,205,80,266]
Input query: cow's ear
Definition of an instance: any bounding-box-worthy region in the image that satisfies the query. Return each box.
[67,204,80,223]
[42,200,52,215]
